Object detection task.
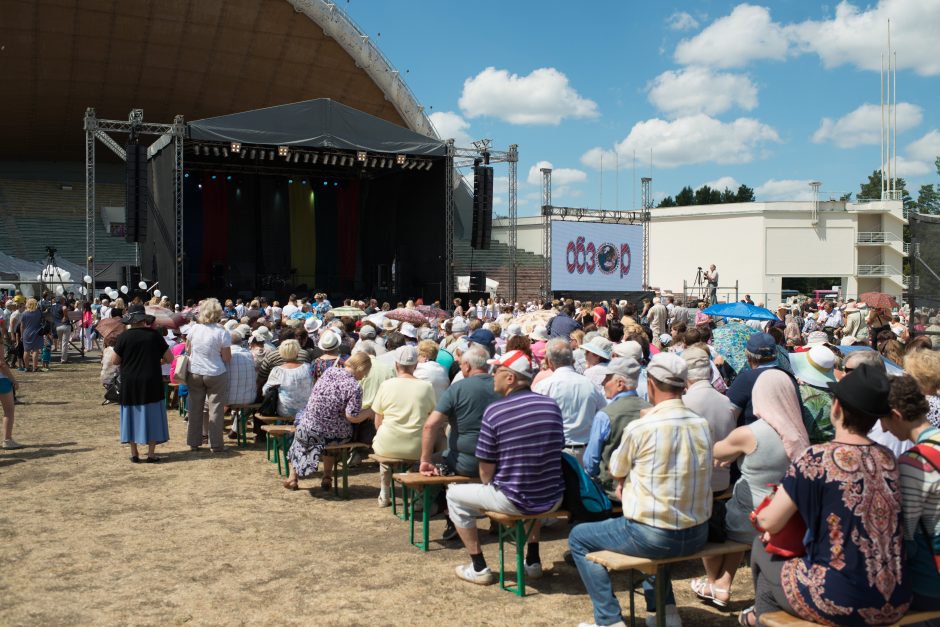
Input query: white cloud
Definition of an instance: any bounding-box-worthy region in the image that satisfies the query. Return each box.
[579,147,618,170]
[458,66,599,125]
[894,156,932,178]
[790,0,940,77]
[907,129,940,162]
[582,114,780,170]
[647,67,758,117]
[703,176,741,191]
[526,160,587,186]
[493,175,509,205]
[667,11,699,31]
[756,179,815,201]
[428,111,472,146]
[674,4,790,68]
[812,102,923,148]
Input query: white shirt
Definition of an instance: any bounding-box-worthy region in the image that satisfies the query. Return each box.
[414,360,450,403]
[187,323,231,376]
[583,363,609,393]
[282,302,299,318]
[533,365,607,446]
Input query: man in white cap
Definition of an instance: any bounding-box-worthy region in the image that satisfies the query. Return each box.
[447,350,565,586]
[582,357,650,499]
[533,338,606,464]
[582,336,614,392]
[681,347,735,494]
[441,317,468,352]
[371,345,436,507]
[613,340,649,401]
[569,353,712,627]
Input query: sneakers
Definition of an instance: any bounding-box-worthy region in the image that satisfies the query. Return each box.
[524,562,543,579]
[646,605,682,627]
[346,449,363,467]
[577,622,626,627]
[2,439,24,450]
[442,518,458,541]
[377,493,391,508]
[454,563,495,585]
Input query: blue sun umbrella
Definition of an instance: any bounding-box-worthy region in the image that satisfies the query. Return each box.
[703,301,779,322]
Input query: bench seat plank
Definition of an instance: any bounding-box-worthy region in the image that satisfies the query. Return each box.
[484,510,570,525]
[761,610,940,627]
[392,473,473,487]
[587,542,750,575]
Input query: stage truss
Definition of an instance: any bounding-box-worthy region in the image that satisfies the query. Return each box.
[540,168,650,299]
[84,108,185,303]
[444,140,519,302]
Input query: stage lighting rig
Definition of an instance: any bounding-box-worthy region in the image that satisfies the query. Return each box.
[278,145,289,157]
[357,151,367,162]
[396,155,406,165]
[230,142,241,153]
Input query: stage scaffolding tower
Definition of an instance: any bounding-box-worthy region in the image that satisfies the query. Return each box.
[444,140,519,302]
[83,108,184,304]
[641,177,652,289]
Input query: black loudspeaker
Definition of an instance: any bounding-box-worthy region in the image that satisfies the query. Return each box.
[469,270,486,292]
[471,165,493,249]
[125,143,148,243]
[121,265,141,289]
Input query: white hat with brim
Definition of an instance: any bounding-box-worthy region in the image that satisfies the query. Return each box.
[529,325,549,342]
[789,345,837,388]
[582,336,613,360]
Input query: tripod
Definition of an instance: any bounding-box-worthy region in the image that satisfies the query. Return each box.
[689,267,707,304]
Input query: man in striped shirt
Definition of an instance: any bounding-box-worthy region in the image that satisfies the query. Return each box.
[569,352,712,627]
[447,350,565,586]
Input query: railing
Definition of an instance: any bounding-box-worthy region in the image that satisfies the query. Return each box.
[857,264,900,277]
[857,232,888,243]
[904,242,910,254]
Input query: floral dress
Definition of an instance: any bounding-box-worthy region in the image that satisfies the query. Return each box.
[780,442,911,626]
[286,366,362,478]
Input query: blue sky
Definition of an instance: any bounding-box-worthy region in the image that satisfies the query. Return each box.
[343,0,940,216]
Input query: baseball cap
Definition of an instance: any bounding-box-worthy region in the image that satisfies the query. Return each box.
[400,323,417,339]
[467,328,495,347]
[598,357,640,381]
[487,350,534,379]
[746,333,777,357]
[681,346,711,373]
[359,325,376,339]
[394,345,419,366]
[646,352,688,387]
[451,318,468,333]
[612,340,643,362]
[826,362,891,418]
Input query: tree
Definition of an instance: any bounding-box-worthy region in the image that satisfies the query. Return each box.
[657,182,755,206]
[694,185,721,205]
[735,184,755,202]
[916,184,940,215]
[858,170,912,206]
[675,186,695,206]
[657,196,676,208]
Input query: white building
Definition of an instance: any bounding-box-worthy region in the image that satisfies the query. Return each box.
[493,198,908,304]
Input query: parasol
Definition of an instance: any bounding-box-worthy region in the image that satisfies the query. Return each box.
[145,305,186,329]
[385,308,428,325]
[703,302,778,322]
[417,305,449,321]
[839,345,904,375]
[330,306,367,319]
[95,317,126,345]
[858,292,898,312]
[710,321,759,374]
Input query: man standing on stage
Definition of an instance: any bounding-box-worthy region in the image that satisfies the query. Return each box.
[705,264,719,304]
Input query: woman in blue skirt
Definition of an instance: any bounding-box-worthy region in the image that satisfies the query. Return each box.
[112,304,173,463]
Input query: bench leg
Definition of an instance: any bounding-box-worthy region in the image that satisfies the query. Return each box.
[628,570,636,627]
[408,487,431,552]
[653,566,666,627]
[265,432,272,461]
[495,520,534,597]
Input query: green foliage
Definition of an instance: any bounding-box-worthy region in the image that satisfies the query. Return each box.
[916,183,940,215]
[656,183,755,207]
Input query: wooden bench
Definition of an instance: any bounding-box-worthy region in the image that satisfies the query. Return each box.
[260,424,295,476]
[368,454,417,520]
[322,442,370,499]
[760,610,940,627]
[483,509,571,597]
[391,473,472,551]
[168,383,187,418]
[587,542,751,627]
[229,402,261,448]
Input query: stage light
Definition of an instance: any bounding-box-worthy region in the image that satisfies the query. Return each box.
[293,153,300,163]
[379,158,387,168]
[368,157,377,167]
[311,153,319,164]
[268,150,275,160]
[323,181,328,186]
[425,161,433,171]
[198,184,202,189]
[231,142,241,153]
[406,161,417,170]
[304,153,310,163]
[211,175,217,180]
[288,179,293,184]
[301,179,307,185]
[357,151,367,162]
[396,155,406,165]
[226,175,232,181]
[330,155,338,165]
[222,147,228,157]
[278,145,289,157]
[184,172,189,178]
[240,149,246,159]
[333,181,338,187]
[212,147,220,157]
[250,149,257,159]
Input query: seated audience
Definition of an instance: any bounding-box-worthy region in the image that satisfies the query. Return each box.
[904,348,940,428]
[414,339,450,402]
[262,339,312,418]
[446,350,565,585]
[749,363,910,626]
[570,353,712,627]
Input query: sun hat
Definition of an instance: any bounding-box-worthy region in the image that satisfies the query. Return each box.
[613,340,643,362]
[417,327,436,341]
[359,325,377,339]
[304,317,322,333]
[582,336,613,360]
[659,333,673,347]
[790,345,837,387]
[681,346,711,375]
[224,319,238,331]
[505,323,524,338]
[598,357,641,381]
[251,327,273,343]
[646,352,688,387]
[826,362,891,418]
[451,318,468,334]
[317,330,341,352]
[529,325,549,342]
[236,324,252,339]
[454,338,471,353]
[487,349,534,379]
[805,331,830,347]
[381,318,400,332]
[400,323,417,339]
[120,304,155,325]
[394,345,419,366]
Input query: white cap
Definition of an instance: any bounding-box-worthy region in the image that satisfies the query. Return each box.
[400,323,417,339]
[395,345,418,366]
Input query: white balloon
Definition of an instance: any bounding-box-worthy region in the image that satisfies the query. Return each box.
[154,290,162,298]
[120,285,128,294]
[80,287,87,295]
[138,281,147,290]
[84,275,92,284]
[55,285,64,295]
[36,274,42,281]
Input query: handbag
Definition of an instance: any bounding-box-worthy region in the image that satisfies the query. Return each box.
[750,484,807,558]
[173,354,191,384]
[259,384,280,416]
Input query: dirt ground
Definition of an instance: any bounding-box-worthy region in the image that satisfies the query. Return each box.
[0,358,751,626]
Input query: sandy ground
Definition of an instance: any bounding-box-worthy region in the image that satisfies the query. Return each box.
[0,358,751,626]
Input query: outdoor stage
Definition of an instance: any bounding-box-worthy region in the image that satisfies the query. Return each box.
[145,99,447,303]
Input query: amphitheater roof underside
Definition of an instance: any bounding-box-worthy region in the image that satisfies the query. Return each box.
[0,0,428,161]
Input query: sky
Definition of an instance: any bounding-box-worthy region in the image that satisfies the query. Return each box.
[341,0,940,217]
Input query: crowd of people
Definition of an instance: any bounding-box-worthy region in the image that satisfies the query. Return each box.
[5,287,940,626]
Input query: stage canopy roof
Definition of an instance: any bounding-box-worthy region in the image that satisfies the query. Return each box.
[187,99,447,157]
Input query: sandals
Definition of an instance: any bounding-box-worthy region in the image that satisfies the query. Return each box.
[129,455,141,463]
[321,477,333,492]
[145,456,161,463]
[282,479,299,491]
[691,576,730,607]
[739,606,756,626]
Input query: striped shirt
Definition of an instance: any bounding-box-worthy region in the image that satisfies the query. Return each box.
[609,398,713,530]
[475,390,565,514]
[898,427,940,598]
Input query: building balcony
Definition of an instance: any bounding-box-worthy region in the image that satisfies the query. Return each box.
[855,232,908,256]
[857,264,900,277]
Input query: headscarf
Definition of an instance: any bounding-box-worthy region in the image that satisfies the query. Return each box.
[752,369,810,461]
